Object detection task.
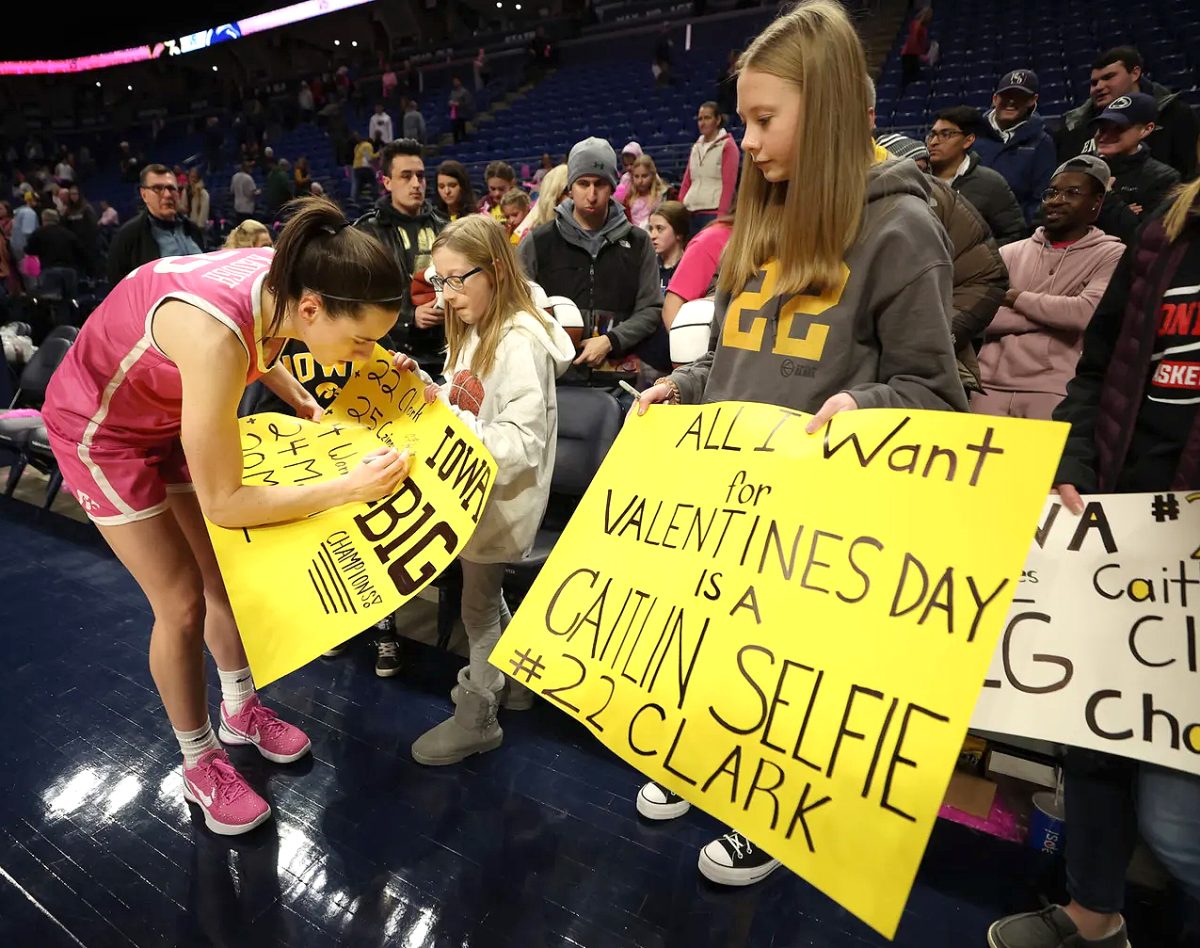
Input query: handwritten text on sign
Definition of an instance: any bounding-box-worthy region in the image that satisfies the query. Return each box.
[207,346,496,687]
[492,404,1065,939]
[974,492,1200,775]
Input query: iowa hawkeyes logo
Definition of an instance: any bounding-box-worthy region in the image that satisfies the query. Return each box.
[316,382,342,401]
[1110,95,1133,110]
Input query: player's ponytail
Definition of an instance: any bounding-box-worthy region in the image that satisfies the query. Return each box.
[264,196,405,337]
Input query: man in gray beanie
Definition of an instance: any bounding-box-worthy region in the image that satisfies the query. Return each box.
[519,136,666,384]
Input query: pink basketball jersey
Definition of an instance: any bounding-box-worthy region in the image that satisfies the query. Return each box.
[43,248,276,449]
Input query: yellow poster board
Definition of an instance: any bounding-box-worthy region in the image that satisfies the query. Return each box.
[491,403,1065,939]
[207,347,495,687]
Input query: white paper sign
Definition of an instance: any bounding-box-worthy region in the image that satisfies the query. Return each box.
[972,491,1200,776]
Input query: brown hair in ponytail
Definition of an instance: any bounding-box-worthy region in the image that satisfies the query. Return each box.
[264,196,406,337]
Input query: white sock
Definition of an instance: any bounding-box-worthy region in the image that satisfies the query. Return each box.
[176,721,220,768]
[218,666,256,715]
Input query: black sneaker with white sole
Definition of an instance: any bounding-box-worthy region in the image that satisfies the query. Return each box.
[374,624,401,677]
[698,830,781,886]
[636,781,692,820]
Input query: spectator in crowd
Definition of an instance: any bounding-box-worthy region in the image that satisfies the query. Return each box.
[434,160,477,221]
[231,160,259,223]
[987,173,1200,948]
[403,99,426,145]
[368,103,394,144]
[479,161,516,221]
[352,134,378,199]
[679,102,740,234]
[1057,46,1199,179]
[61,185,99,276]
[186,169,210,235]
[118,141,141,183]
[298,81,315,120]
[653,24,674,85]
[0,201,12,241]
[519,137,665,386]
[97,200,119,228]
[648,200,689,295]
[0,225,19,299]
[973,156,1124,421]
[354,138,447,675]
[203,118,224,175]
[900,7,932,89]
[928,106,1027,245]
[515,164,568,243]
[293,157,312,197]
[473,47,488,91]
[661,208,732,330]
[533,153,554,186]
[222,219,273,249]
[614,141,642,204]
[876,132,1007,397]
[973,69,1057,227]
[264,158,294,218]
[381,65,398,103]
[1092,92,1181,220]
[526,26,554,81]
[11,193,37,258]
[107,165,204,283]
[499,188,530,244]
[624,155,670,230]
[637,3,969,889]
[54,153,75,183]
[449,77,473,144]
[26,209,87,296]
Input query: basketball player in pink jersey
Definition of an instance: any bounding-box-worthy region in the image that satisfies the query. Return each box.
[41,198,413,835]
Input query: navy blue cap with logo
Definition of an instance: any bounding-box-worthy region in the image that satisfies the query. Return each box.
[1090,91,1159,128]
[996,69,1039,95]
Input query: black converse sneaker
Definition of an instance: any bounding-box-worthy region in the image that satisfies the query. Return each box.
[698,830,781,886]
[374,620,401,677]
[636,781,692,820]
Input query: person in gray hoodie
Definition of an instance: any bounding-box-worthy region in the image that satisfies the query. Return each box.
[519,137,665,386]
[635,0,966,889]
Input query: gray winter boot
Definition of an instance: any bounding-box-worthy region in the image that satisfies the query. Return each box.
[451,674,536,711]
[412,667,503,766]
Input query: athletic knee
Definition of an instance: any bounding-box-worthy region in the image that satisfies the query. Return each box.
[153,584,208,638]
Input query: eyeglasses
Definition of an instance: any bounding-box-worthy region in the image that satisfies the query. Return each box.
[430,266,482,292]
[142,184,181,194]
[925,129,965,142]
[1042,186,1088,202]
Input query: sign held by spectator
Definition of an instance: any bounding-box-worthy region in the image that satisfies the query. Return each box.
[491,403,1065,938]
[207,346,495,687]
[974,492,1200,776]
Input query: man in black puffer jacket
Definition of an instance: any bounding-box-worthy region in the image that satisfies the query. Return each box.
[1092,92,1181,222]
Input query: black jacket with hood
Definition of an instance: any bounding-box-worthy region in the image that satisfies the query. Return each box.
[1103,145,1181,219]
[951,152,1028,246]
[1057,77,1200,179]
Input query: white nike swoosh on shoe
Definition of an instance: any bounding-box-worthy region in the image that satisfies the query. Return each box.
[187,780,214,807]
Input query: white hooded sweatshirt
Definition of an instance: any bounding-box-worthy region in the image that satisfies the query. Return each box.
[440,310,575,563]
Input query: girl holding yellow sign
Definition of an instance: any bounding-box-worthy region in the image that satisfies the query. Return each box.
[394,214,575,766]
[40,198,413,835]
[635,0,967,886]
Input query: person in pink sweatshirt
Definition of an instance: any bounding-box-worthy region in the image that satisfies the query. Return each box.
[972,155,1125,420]
[678,101,740,235]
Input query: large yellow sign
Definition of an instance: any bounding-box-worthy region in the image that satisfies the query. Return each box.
[491,403,1065,939]
[208,347,495,687]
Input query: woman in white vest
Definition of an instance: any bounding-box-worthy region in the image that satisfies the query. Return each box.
[678,100,740,234]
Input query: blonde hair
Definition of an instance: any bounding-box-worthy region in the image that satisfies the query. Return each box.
[434,215,555,379]
[532,165,569,229]
[1163,177,1200,243]
[223,219,273,249]
[720,0,875,298]
[626,155,669,204]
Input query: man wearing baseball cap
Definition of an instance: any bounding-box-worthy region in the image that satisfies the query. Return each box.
[1092,91,1181,221]
[1057,45,1199,179]
[974,69,1057,227]
[519,136,666,383]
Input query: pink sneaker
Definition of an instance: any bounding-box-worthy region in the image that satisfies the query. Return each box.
[182,748,271,836]
[218,694,312,764]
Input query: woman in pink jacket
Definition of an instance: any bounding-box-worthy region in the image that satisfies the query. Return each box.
[678,101,740,235]
[972,156,1125,420]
